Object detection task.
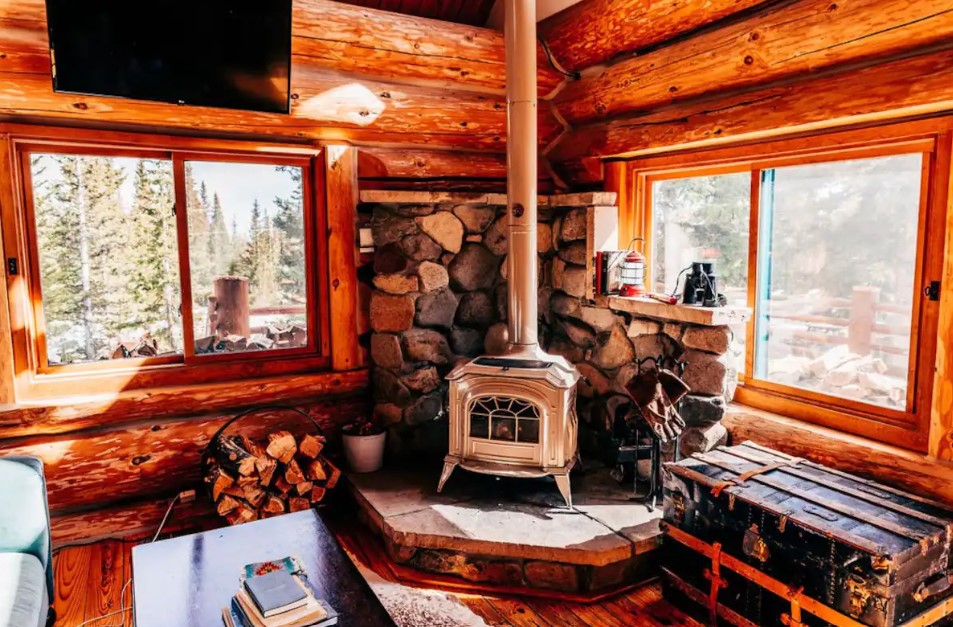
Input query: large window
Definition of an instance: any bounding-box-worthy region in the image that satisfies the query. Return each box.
[11,139,322,392]
[629,127,947,450]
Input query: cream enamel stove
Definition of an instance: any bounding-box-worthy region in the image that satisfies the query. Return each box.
[436,0,580,508]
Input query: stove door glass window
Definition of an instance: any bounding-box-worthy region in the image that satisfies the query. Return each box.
[469,396,541,444]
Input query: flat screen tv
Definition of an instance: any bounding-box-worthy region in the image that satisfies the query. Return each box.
[45,1,293,114]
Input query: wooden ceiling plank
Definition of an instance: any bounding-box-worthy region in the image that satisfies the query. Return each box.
[553,0,953,127]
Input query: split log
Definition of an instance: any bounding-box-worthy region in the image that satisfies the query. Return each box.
[262,495,286,515]
[553,0,953,127]
[213,435,257,477]
[298,434,325,460]
[323,459,342,490]
[289,497,311,513]
[295,481,314,497]
[284,459,306,485]
[305,459,327,482]
[207,467,235,502]
[266,431,297,464]
[310,486,327,503]
[216,495,240,516]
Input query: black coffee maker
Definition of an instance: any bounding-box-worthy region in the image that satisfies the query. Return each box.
[682,261,718,307]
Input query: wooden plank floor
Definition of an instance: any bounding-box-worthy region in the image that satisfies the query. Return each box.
[52,523,702,627]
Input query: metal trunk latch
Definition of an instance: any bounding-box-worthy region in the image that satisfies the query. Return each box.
[671,491,686,525]
[846,573,872,618]
[742,524,770,563]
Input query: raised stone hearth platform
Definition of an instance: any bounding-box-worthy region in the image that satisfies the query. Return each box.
[348,465,661,594]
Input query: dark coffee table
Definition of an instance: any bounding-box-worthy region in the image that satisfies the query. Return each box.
[132,510,395,627]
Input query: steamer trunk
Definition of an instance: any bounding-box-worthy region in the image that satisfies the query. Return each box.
[661,442,953,627]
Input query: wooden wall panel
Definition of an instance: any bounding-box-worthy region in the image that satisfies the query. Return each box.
[553,0,953,128]
[1,397,366,513]
[539,0,766,71]
[551,49,953,166]
[333,0,497,28]
[358,147,508,180]
[930,133,953,461]
[0,135,16,405]
[326,146,363,371]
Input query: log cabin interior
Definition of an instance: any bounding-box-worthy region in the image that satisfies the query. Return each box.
[1,0,953,626]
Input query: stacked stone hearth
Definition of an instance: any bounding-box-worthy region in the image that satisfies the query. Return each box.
[363,191,735,462]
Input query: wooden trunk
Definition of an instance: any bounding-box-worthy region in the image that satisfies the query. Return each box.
[662,442,953,627]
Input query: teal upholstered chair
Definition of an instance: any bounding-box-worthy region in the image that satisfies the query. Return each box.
[0,456,53,627]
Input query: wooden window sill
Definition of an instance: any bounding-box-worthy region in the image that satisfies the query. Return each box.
[723,402,953,506]
[603,295,752,327]
[0,369,368,440]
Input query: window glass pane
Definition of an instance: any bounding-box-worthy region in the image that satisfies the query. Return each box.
[755,154,921,411]
[185,161,307,355]
[652,173,750,374]
[31,154,181,365]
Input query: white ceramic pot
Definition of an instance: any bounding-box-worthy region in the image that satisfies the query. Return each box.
[342,431,386,473]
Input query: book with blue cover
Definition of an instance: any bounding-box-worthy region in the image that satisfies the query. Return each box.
[223,555,339,627]
[244,569,308,617]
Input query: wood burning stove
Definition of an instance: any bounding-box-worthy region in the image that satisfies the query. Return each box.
[436,0,581,507]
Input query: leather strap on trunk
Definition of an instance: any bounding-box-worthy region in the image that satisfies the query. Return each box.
[711,458,803,497]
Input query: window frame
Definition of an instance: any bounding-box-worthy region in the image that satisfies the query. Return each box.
[2,126,331,400]
[622,120,951,452]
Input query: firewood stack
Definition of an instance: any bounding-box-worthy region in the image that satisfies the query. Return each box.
[203,431,341,525]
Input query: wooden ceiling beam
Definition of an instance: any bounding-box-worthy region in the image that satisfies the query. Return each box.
[549,48,953,183]
[538,0,767,72]
[552,0,953,128]
[0,2,565,151]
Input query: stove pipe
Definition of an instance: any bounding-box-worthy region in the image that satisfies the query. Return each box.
[504,0,538,351]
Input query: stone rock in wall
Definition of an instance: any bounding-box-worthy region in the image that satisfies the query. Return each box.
[612,363,640,395]
[370,333,403,370]
[557,241,588,265]
[373,368,411,407]
[550,292,583,318]
[449,244,499,291]
[390,203,436,217]
[374,243,412,274]
[590,324,635,370]
[495,284,508,321]
[681,350,728,397]
[450,327,483,357]
[416,261,449,292]
[440,252,456,266]
[485,323,509,355]
[575,306,622,334]
[576,362,612,396]
[627,319,662,337]
[552,258,587,298]
[560,208,587,242]
[415,287,458,330]
[374,402,404,427]
[453,205,496,234]
[402,329,453,365]
[538,287,553,325]
[680,422,728,458]
[559,317,597,349]
[548,337,585,363]
[400,232,443,261]
[403,390,445,426]
[456,291,495,327]
[370,292,416,333]
[663,323,684,343]
[372,207,417,246]
[373,273,419,295]
[551,215,563,250]
[537,223,553,254]
[402,366,442,394]
[682,325,731,355]
[680,394,727,427]
[416,212,464,253]
[630,333,680,363]
[483,214,509,256]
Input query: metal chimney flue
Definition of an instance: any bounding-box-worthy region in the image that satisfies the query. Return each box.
[437,0,581,508]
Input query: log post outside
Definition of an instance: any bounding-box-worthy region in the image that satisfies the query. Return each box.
[848,286,879,356]
[212,277,250,338]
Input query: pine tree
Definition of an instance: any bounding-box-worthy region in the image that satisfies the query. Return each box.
[230,199,262,285]
[272,166,305,304]
[208,192,230,277]
[185,164,213,306]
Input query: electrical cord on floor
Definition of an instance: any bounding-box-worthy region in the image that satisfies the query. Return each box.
[70,494,181,627]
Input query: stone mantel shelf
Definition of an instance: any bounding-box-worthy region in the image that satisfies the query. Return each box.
[359,190,617,207]
[604,296,752,327]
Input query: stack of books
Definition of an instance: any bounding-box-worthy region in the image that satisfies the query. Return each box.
[223,558,339,627]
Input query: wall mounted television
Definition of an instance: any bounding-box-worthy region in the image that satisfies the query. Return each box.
[45,1,293,114]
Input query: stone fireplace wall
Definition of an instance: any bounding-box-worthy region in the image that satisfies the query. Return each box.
[362,191,734,461]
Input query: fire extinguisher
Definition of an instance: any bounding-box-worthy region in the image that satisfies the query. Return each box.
[619,238,646,297]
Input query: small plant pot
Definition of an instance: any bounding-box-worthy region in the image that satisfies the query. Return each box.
[342,431,386,473]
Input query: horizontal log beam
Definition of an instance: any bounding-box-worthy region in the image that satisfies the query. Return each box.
[538,0,766,72]
[0,369,368,440]
[358,146,508,179]
[553,0,953,127]
[724,406,953,506]
[1,398,366,512]
[0,2,563,150]
[551,48,953,173]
